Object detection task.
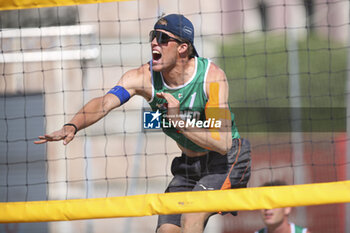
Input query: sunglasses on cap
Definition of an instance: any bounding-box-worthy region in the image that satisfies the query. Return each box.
[149,30,184,44]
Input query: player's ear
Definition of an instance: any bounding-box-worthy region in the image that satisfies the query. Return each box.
[178,43,189,57]
[284,207,292,215]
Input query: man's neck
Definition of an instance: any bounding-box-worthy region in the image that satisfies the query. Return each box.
[267,222,290,233]
[162,57,196,88]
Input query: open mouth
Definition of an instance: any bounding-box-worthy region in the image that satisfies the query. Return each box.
[152,50,162,61]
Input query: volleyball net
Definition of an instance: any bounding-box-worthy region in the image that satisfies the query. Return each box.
[1,0,350,232]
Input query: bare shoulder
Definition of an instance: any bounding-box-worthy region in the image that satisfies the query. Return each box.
[119,63,151,86]
[117,63,152,99]
[204,61,230,105]
[206,61,227,83]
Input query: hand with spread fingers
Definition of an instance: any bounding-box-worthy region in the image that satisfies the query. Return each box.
[34,124,77,145]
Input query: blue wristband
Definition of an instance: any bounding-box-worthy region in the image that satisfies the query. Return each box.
[107,85,131,105]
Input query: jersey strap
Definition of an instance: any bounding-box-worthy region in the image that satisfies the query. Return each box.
[291,222,308,233]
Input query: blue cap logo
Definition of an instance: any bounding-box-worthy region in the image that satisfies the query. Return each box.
[183,26,193,36]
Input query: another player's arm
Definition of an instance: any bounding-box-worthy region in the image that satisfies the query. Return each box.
[35,64,150,145]
[158,63,232,155]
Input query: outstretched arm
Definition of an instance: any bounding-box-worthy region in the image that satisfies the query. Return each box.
[34,93,121,145]
[34,64,151,145]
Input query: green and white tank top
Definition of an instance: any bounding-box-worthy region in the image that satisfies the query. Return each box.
[148,57,240,152]
[255,223,308,233]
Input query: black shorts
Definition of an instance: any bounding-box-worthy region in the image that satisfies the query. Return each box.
[156,138,251,230]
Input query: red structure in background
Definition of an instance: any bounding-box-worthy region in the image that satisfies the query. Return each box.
[222,133,347,233]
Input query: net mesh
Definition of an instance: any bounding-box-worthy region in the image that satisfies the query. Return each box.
[0,0,349,232]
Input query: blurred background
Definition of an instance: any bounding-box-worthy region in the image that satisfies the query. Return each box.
[0,0,349,232]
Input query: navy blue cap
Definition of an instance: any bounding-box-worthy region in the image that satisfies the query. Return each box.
[154,14,198,57]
